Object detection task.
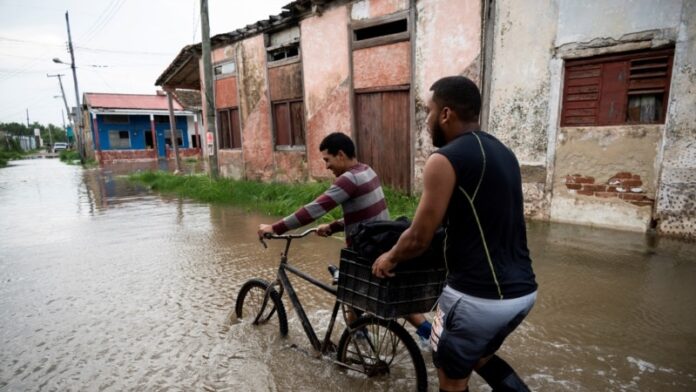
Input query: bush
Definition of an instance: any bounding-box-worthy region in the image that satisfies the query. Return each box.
[59,150,81,162]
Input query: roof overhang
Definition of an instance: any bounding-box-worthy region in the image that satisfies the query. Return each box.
[155,0,325,89]
[155,45,202,89]
[89,109,196,116]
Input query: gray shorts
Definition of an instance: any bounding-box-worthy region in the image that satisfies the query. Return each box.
[431,285,537,379]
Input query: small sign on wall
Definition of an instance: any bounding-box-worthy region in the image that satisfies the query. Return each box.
[206,132,214,156]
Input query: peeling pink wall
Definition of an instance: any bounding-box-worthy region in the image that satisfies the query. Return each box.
[301,5,352,179]
[212,45,234,63]
[413,0,482,191]
[273,151,308,182]
[218,150,244,179]
[215,77,238,108]
[238,35,274,180]
[351,0,409,19]
[370,0,408,17]
[353,41,411,89]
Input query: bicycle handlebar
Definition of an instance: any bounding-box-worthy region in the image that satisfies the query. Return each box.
[259,228,319,248]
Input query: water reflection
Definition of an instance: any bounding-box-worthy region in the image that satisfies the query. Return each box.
[0,159,694,391]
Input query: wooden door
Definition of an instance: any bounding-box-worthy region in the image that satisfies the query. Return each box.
[355,89,410,191]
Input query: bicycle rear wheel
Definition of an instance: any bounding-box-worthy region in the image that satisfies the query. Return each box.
[235,278,288,336]
[337,316,427,391]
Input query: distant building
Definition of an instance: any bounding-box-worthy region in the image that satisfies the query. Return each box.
[82,92,201,163]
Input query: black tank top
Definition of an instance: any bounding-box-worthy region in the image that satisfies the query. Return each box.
[435,131,537,299]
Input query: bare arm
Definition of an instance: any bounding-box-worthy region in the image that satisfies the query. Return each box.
[372,153,455,278]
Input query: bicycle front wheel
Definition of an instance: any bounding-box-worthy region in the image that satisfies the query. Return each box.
[337,316,427,391]
[235,278,288,336]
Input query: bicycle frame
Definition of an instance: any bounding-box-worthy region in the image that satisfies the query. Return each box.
[260,229,343,354]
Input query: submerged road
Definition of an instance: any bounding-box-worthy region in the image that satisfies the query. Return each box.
[1,159,695,391]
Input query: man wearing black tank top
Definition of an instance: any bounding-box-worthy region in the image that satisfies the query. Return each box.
[372,76,538,392]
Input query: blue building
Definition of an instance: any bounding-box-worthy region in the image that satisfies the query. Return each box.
[83,92,200,162]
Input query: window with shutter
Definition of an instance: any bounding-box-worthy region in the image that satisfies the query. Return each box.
[216,108,241,149]
[272,99,305,147]
[561,48,673,127]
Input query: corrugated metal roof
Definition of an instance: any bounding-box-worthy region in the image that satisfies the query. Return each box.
[84,92,184,111]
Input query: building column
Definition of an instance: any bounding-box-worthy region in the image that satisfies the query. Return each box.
[149,114,158,159]
[91,112,102,162]
[194,114,201,157]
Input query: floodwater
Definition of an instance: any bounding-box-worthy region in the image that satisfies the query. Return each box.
[1,159,694,391]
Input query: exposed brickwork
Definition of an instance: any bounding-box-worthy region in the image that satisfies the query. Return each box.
[166,148,201,159]
[99,148,201,163]
[99,149,157,163]
[564,172,654,207]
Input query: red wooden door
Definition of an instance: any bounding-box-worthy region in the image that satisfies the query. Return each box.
[355,90,410,191]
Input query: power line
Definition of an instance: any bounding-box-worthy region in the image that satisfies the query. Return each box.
[0,52,54,61]
[192,0,199,43]
[77,0,122,42]
[84,67,116,90]
[0,36,63,48]
[80,0,128,45]
[0,37,173,56]
[74,46,174,56]
[0,58,50,84]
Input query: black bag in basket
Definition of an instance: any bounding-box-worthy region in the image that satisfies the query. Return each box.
[349,216,445,268]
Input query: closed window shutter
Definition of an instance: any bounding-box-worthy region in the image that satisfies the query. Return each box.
[290,101,305,146]
[217,109,231,149]
[562,48,673,127]
[230,108,241,148]
[597,61,629,125]
[273,102,291,146]
[561,64,601,126]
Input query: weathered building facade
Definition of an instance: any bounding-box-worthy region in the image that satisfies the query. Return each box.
[483,0,695,238]
[158,0,482,191]
[157,0,695,239]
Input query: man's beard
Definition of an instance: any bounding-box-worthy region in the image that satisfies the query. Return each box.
[431,122,447,148]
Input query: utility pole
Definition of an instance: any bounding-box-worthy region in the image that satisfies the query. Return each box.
[47,73,74,131]
[65,11,85,163]
[26,109,30,128]
[61,109,67,142]
[200,0,219,178]
[166,90,182,172]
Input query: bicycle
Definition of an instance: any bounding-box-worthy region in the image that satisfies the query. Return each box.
[234,228,428,391]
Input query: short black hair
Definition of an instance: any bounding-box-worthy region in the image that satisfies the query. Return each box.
[319,132,356,158]
[429,76,481,122]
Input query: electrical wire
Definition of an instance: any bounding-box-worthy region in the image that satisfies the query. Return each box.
[0,36,63,48]
[192,0,200,43]
[78,0,128,45]
[74,46,174,56]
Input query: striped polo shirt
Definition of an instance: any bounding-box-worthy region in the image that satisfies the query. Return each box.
[272,163,389,243]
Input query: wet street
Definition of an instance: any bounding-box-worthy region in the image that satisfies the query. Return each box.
[1,159,695,391]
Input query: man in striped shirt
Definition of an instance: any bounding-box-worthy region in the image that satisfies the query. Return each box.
[257,132,388,243]
[258,132,432,344]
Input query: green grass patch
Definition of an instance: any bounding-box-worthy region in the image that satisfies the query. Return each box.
[0,150,27,168]
[128,171,419,220]
[59,150,81,163]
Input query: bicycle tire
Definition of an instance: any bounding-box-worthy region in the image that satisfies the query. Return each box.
[336,316,427,391]
[235,278,288,336]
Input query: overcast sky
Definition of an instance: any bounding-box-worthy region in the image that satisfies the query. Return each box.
[0,0,290,127]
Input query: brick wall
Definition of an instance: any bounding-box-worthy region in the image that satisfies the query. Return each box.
[99,149,157,163]
[166,148,201,159]
[564,172,654,207]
